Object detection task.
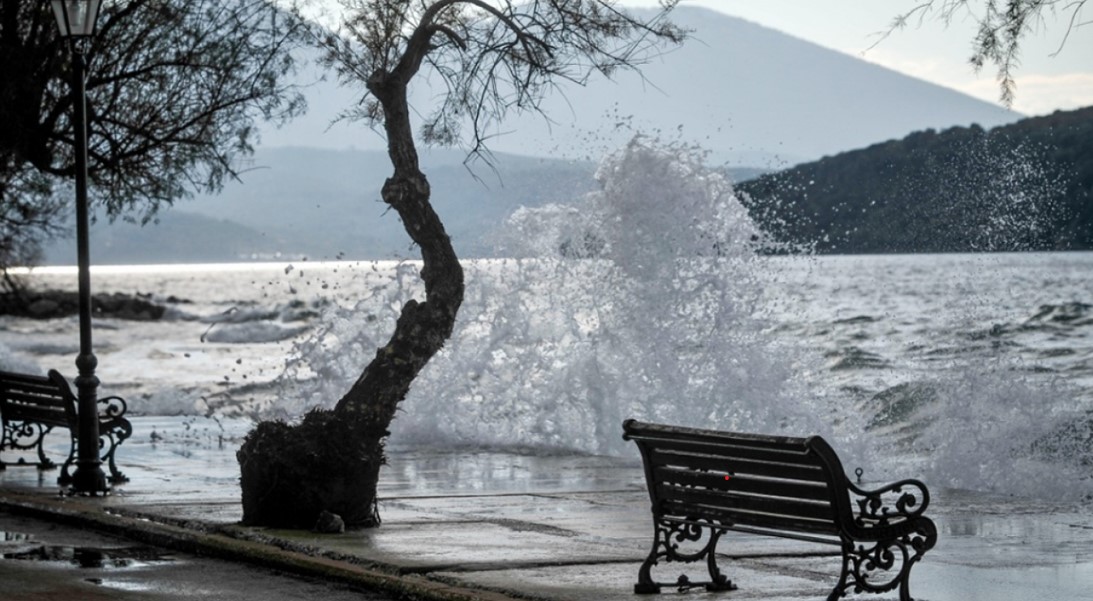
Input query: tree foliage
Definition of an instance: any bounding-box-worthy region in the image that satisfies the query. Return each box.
[881,0,1089,105]
[0,0,307,272]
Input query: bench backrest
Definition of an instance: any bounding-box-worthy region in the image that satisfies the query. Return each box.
[624,419,853,540]
[0,370,76,430]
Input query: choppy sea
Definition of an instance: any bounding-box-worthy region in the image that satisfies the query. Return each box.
[2,140,1091,502]
[3,252,1091,499]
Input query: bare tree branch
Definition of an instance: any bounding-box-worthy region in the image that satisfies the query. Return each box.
[873,0,1088,106]
[319,0,684,159]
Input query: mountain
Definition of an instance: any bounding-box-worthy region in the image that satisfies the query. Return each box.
[260,7,1022,166]
[43,148,600,263]
[735,106,1093,253]
[42,146,774,265]
[42,212,282,265]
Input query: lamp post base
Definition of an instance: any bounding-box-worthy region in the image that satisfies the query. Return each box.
[72,358,107,495]
[70,461,109,496]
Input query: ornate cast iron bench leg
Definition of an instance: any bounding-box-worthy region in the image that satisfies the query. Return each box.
[2,421,57,471]
[58,420,131,484]
[99,395,132,483]
[35,426,56,469]
[101,420,132,483]
[828,520,938,601]
[58,432,78,485]
[635,518,736,594]
[58,412,132,485]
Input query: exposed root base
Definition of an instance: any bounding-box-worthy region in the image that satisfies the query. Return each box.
[237,409,383,529]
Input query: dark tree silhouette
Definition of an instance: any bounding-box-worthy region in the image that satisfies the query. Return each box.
[737,107,1093,253]
[0,0,307,277]
[237,0,684,529]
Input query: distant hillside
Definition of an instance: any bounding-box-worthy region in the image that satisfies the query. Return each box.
[181,147,603,260]
[43,146,773,265]
[44,148,600,263]
[736,106,1093,253]
[43,212,285,265]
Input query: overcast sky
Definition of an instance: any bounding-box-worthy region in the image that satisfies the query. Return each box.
[622,0,1092,116]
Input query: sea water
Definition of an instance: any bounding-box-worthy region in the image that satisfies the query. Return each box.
[2,138,1090,502]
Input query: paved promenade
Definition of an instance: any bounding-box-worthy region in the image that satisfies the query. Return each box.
[2,416,1092,600]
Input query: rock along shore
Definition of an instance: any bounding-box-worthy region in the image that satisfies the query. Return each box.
[0,290,176,320]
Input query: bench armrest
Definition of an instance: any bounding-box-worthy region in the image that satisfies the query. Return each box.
[98,395,128,419]
[846,478,930,527]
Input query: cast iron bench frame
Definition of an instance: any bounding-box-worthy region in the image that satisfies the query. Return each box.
[0,369,131,483]
[624,419,936,601]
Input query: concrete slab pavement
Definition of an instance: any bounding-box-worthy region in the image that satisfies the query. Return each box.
[0,510,398,601]
[3,416,1092,601]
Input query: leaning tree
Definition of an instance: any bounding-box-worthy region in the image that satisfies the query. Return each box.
[237,0,684,529]
[0,0,307,279]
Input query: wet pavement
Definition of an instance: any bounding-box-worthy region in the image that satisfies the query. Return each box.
[2,416,1092,600]
[0,510,395,600]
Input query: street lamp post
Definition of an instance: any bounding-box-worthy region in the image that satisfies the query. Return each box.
[52,0,108,495]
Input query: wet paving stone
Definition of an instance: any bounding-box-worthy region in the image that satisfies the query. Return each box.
[0,510,398,600]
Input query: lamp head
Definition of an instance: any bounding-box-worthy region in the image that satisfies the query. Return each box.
[51,0,102,38]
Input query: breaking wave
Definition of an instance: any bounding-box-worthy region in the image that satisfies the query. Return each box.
[266,137,1091,500]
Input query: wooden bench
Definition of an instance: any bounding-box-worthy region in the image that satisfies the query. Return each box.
[623,419,936,601]
[0,369,131,483]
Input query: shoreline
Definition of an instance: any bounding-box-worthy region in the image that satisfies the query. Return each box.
[0,289,175,320]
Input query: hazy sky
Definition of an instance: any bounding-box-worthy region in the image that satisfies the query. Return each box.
[622,0,1093,116]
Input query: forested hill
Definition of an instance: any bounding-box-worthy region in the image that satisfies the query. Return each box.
[735,106,1093,254]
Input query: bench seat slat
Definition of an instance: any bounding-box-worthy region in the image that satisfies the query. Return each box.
[2,404,69,427]
[2,386,62,399]
[654,466,833,501]
[624,422,810,449]
[661,499,840,535]
[0,372,54,386]
[2,391,67,407]
[635,436,815,464]
[650,449,829,483]
[663,515,842,544]
[657,483,837,523]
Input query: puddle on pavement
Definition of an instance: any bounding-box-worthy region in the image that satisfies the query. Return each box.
[2,529,175,590]
[2,542,174,569]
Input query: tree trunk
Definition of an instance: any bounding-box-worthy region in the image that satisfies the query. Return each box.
[237,68,463,529]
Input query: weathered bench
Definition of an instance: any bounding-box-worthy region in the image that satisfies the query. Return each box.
[623,419,936,601]
[0,369,131,483]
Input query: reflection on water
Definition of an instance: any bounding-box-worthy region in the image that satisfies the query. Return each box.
[2,543,171,568]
